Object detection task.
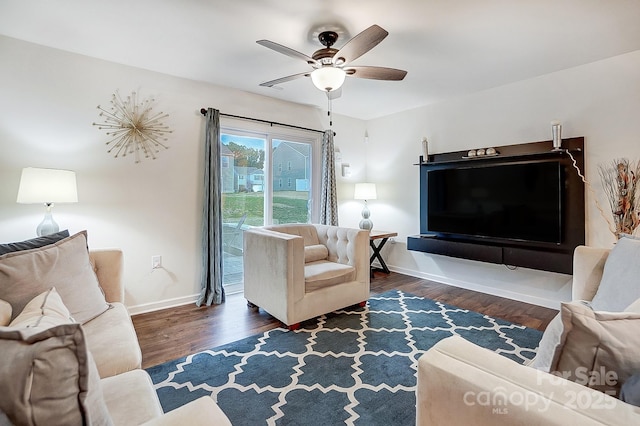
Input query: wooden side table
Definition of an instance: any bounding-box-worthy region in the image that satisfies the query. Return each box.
[369,230,397,275]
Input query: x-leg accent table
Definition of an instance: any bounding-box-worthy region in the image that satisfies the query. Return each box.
[369,230,398,276]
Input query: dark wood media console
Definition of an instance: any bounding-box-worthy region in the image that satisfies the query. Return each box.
[407,137,585,275]
[407,235,576,274]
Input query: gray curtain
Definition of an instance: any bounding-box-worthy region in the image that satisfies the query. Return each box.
[197,108,225,306]
[320,129,339,225]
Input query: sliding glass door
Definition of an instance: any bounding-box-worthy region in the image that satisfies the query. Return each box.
[220,128,318,293]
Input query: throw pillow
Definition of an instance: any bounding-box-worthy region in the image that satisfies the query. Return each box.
[9,287,75,328]
[530,312,563,372]
[0,230,110,324]
[549,301,640,396]
[531,297,640,372]
[626,297,640,312]
[0,299,11,326]
[0,229,70,255]
[621,373,640,407]
[0,324,113,426]
[304,244,329,263]
[590,236,640,311]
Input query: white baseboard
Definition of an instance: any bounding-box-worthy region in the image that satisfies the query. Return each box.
[128,294,200,316]
[128,265,567,316]
[387,265,569,310]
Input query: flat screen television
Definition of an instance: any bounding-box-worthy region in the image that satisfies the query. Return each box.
[427,161,562,244]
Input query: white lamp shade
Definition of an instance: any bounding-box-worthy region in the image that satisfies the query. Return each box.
[354,183,377,200]
[16,167,78,204]
[311,67,346,92]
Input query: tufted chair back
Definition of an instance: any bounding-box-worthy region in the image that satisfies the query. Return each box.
[263,224,362,267]
[263,224,320,246]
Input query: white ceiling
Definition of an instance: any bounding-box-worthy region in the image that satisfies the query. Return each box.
[2,0,640,120]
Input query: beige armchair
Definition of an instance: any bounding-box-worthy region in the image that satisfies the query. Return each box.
[243,224,370,329]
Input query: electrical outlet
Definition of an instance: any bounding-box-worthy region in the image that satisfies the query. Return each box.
[152,255,162,269]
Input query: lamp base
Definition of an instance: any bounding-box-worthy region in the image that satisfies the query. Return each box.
[359,201,373,231]
[359,219,373,231]
[36,203,59,237]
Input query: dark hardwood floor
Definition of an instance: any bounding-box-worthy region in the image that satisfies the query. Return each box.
[132,271,558,369]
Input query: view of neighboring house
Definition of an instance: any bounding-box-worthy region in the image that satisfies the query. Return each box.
[272,141,310,192]
[220,144,235,193]
[247,169,264,192]
[221,140,309,193]
[234,166,264,192]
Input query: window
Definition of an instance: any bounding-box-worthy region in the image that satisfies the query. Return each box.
[219,124,320,294]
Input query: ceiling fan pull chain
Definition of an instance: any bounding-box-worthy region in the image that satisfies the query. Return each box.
[327,95,333,127]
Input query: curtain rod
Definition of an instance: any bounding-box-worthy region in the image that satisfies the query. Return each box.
[200,108,328,135]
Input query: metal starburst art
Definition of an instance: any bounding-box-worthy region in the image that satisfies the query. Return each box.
[93,91,172,163]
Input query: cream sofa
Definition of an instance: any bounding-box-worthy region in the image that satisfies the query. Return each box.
[416,245,640,425]
[243,224,370,328]
[0,231,230,426]
[88,249,231,425]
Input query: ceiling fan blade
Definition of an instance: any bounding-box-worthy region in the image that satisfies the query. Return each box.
[344,66,407,81]
[259,72,310,88]
[257,40,318,66]
[332,24,388,66]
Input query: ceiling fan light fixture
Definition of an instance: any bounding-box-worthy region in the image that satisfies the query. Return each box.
[258,25,405,92]
[311,67,346,92]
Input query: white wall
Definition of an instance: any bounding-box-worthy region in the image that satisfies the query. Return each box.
[0,35,363,313]
[3,34,639,312]
[345,49,640,308]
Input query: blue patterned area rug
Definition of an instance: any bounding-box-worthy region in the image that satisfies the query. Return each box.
[147,290,542,425]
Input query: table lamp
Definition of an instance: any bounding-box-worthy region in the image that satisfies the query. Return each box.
[354,182,377,230]
[16,167,78,236]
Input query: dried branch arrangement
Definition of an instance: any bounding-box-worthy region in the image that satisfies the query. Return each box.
[93,91,172,163]
[598,158,640,238]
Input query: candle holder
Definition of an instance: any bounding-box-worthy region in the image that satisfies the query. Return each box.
[421,137,429,162]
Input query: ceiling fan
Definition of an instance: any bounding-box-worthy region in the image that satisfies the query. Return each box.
[257,24,407,95]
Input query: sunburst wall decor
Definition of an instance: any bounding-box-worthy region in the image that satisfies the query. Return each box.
[93,91,172,163]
